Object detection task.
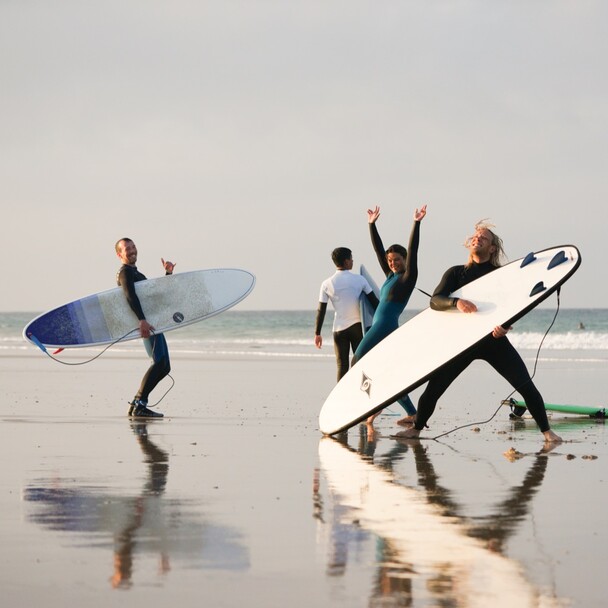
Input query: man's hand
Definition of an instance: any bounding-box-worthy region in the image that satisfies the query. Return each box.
[314,335,323,349]
[139,319,154,339]
[161,258,176,274]
[492,325,511,339]
[456,299,477,313]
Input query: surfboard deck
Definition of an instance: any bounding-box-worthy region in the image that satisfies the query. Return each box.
[23,268,256,349]
[320,245,581,435]
[505,398,606,419]
[359,264,380,334]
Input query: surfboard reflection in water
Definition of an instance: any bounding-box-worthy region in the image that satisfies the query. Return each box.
[23,421,249,589]
[316,430,566,607]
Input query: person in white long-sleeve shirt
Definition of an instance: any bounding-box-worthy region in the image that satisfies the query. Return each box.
[315,247,379,381]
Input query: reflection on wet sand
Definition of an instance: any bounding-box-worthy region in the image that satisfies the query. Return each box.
[317,428,566,607]
[23,421,249,589]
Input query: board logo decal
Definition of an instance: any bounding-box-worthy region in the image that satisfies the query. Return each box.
[173,312,185,323]
[360,372,372,397]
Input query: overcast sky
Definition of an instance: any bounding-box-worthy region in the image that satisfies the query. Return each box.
[2,1,606,312]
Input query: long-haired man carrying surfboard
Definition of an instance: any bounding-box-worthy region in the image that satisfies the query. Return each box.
[394,222,562,444]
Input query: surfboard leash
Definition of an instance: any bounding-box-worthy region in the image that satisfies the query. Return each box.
[27,327,175,408]
[429,287,562,441]
[26,328,142,366]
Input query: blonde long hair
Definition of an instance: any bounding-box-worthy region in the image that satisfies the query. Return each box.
[464,219,506,267]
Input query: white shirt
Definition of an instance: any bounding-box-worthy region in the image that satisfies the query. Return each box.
[319,270,373,332]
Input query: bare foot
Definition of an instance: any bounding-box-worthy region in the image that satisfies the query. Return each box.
[543,429,563,444]
[396,415,415,427]
[391,427,421,439]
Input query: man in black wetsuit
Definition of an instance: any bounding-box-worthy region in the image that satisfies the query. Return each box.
[115,238,175,418]
[393,222,562,443]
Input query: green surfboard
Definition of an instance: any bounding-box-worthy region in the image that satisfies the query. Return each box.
[504,398,606,419]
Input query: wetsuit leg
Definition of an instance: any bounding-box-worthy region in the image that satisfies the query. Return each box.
[480,337,550,433]
[397,394,417,416]
[414,350,476,430]
[137,333,171,402]
[333,323,364,381]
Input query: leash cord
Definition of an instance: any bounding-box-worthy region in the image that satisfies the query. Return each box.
[30,328,175,407]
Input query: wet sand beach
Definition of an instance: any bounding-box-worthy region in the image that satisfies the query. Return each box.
[1,349,607,607]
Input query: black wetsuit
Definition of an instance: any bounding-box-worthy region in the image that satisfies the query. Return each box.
[117,265,171,403]
[414,260,551,433]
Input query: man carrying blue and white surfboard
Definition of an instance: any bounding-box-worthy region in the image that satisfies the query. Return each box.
[394,221,562,444]
[115,238,175,419]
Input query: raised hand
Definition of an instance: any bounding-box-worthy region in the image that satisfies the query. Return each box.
[161,258,176,274]
[367,206,381,224]
[414,205,427,222]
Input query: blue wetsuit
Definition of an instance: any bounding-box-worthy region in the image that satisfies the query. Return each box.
[353,219,422,415]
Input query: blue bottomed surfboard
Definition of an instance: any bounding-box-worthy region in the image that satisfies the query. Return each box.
[24,268,256,350]
[320,245,582,435]
[359,264,380,334]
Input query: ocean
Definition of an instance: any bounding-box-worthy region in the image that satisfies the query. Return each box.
[3,308,608,361]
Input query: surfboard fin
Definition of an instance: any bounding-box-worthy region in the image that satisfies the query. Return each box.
[529,281,547,297]
[547,250,567,269]
[520,252,536,268]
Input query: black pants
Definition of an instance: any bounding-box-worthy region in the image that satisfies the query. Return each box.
[415,335,550,432]
[333,323,364,381]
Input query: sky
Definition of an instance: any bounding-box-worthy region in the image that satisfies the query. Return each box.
[2,1,606,312]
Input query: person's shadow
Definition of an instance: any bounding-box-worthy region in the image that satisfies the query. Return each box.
[316,427,561,606]
[23,420,249,589]
[110,421,170,588]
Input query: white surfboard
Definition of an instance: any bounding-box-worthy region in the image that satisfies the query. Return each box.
[359,264,380,334]
[320,245,581,435]
[23,268,256,349]
[319,438,549,605]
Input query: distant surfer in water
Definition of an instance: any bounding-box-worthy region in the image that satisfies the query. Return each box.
[115,238,175,418]
[315,247,379,381]
[393,221,562,443]
[353,204,427,427]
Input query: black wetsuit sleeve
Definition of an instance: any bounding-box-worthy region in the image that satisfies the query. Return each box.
[117,267,146,321]
[315,302,328,336]
[390,220,421,301]
[369,222,391,277]
[431,262,497,311]
[430,266,461,311]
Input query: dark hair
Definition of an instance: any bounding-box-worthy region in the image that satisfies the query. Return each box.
[115,237,133,253]
[331,247,352,267]
[386,244,407,258]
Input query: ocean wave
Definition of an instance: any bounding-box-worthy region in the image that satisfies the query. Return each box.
[5,331,608,356]
[509,331,608,350]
